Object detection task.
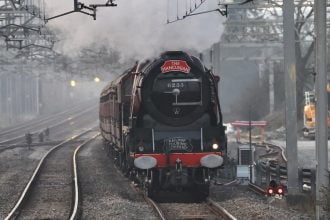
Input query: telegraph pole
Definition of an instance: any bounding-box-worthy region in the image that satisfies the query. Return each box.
[283,0,299,195]
[315,1,329,219]
[249,106,252,182]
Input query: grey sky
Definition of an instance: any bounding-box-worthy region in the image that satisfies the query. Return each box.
[45,0,224,60]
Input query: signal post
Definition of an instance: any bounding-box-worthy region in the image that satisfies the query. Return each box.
[315,0,329,219]
[283,0,299,195]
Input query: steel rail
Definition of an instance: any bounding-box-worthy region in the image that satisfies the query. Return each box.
[206,198,237,220]
[116,151,229,220]
[224,179,238,186]
[114,157,167,220]
[248,183,266,195]
[277,145,287,162]
[128,182,168,220]
[4,129,92,220]
[267,143,287,163]
[0,140,64,154]
[256,142,287,163]
[0,104,83,137]
[0,106,96,145]
[70,133,100,220]
[142,195,168,220]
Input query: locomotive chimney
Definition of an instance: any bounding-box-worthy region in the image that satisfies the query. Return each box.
[199,53,204,62]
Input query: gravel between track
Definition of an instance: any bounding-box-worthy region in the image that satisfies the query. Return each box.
[78,137,157,220]
[158,203,219,220]
[0,145,53,219]
[0,107,98,219]
[210,184,313,220]
[16,140,87,219]
[1,128,315,219]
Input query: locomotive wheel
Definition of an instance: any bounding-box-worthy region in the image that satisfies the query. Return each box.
[114,149,121,169]
[143,170,154,197]
[119,151,129,175]
[144,183,153,198]
[122,156,131,177]
[197,184,210,200]
[128,169,136,182]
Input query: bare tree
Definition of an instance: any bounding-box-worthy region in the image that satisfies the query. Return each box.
[221,0,315,121]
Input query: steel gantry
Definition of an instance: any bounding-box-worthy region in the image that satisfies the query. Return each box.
[0,0,56,59]
[218,1,329,212]
[0,0,57,125]
[189,0,321,199]
[46,0,117,21]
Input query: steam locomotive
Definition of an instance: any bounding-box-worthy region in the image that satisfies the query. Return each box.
[99,51,226,197]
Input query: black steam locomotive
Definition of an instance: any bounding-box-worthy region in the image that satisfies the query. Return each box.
[99,51,226,197]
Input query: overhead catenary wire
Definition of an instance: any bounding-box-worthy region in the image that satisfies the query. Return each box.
[167,0,207,23]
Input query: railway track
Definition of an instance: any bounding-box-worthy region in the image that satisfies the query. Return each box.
[143,195,237,220]
[132,185,236,220]
[206,198,238,220]
[114,154,237,220]
[71,132,100,219]
[0,141,63,154]
[0,101,94,141]
[248,182,266,196]
[4,129,99,220]
[255,142,287,164]
[0,106,96,146]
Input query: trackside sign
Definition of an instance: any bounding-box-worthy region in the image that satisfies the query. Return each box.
[161,60,191,74]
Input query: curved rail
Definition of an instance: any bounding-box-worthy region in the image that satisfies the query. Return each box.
[206,198,237,220]
[129,182,168,220]
[4,129,92,220]
[277,145,287,162]
[119,155,235,220]
[248,182,266,195]
[0,106,96,145]
[142,196,167,220]
[0,102,89,137]
[255,142,287,165]
[224,179,238,186]
[137,189,236,220]
[70,133,100,220]
[263,142,287,163]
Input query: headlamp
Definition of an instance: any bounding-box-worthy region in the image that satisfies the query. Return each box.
[212,143,219,150]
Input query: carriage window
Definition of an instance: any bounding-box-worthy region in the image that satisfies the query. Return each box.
[100,94,110,103]
[122,103,130,126]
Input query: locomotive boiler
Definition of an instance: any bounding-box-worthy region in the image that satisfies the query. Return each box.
[99,51,226,197]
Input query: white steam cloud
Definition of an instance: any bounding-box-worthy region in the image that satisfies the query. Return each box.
[46,0,224,60]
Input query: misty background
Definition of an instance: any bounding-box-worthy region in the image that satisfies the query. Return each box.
[46,0,224,60]
[2,0,314,132]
